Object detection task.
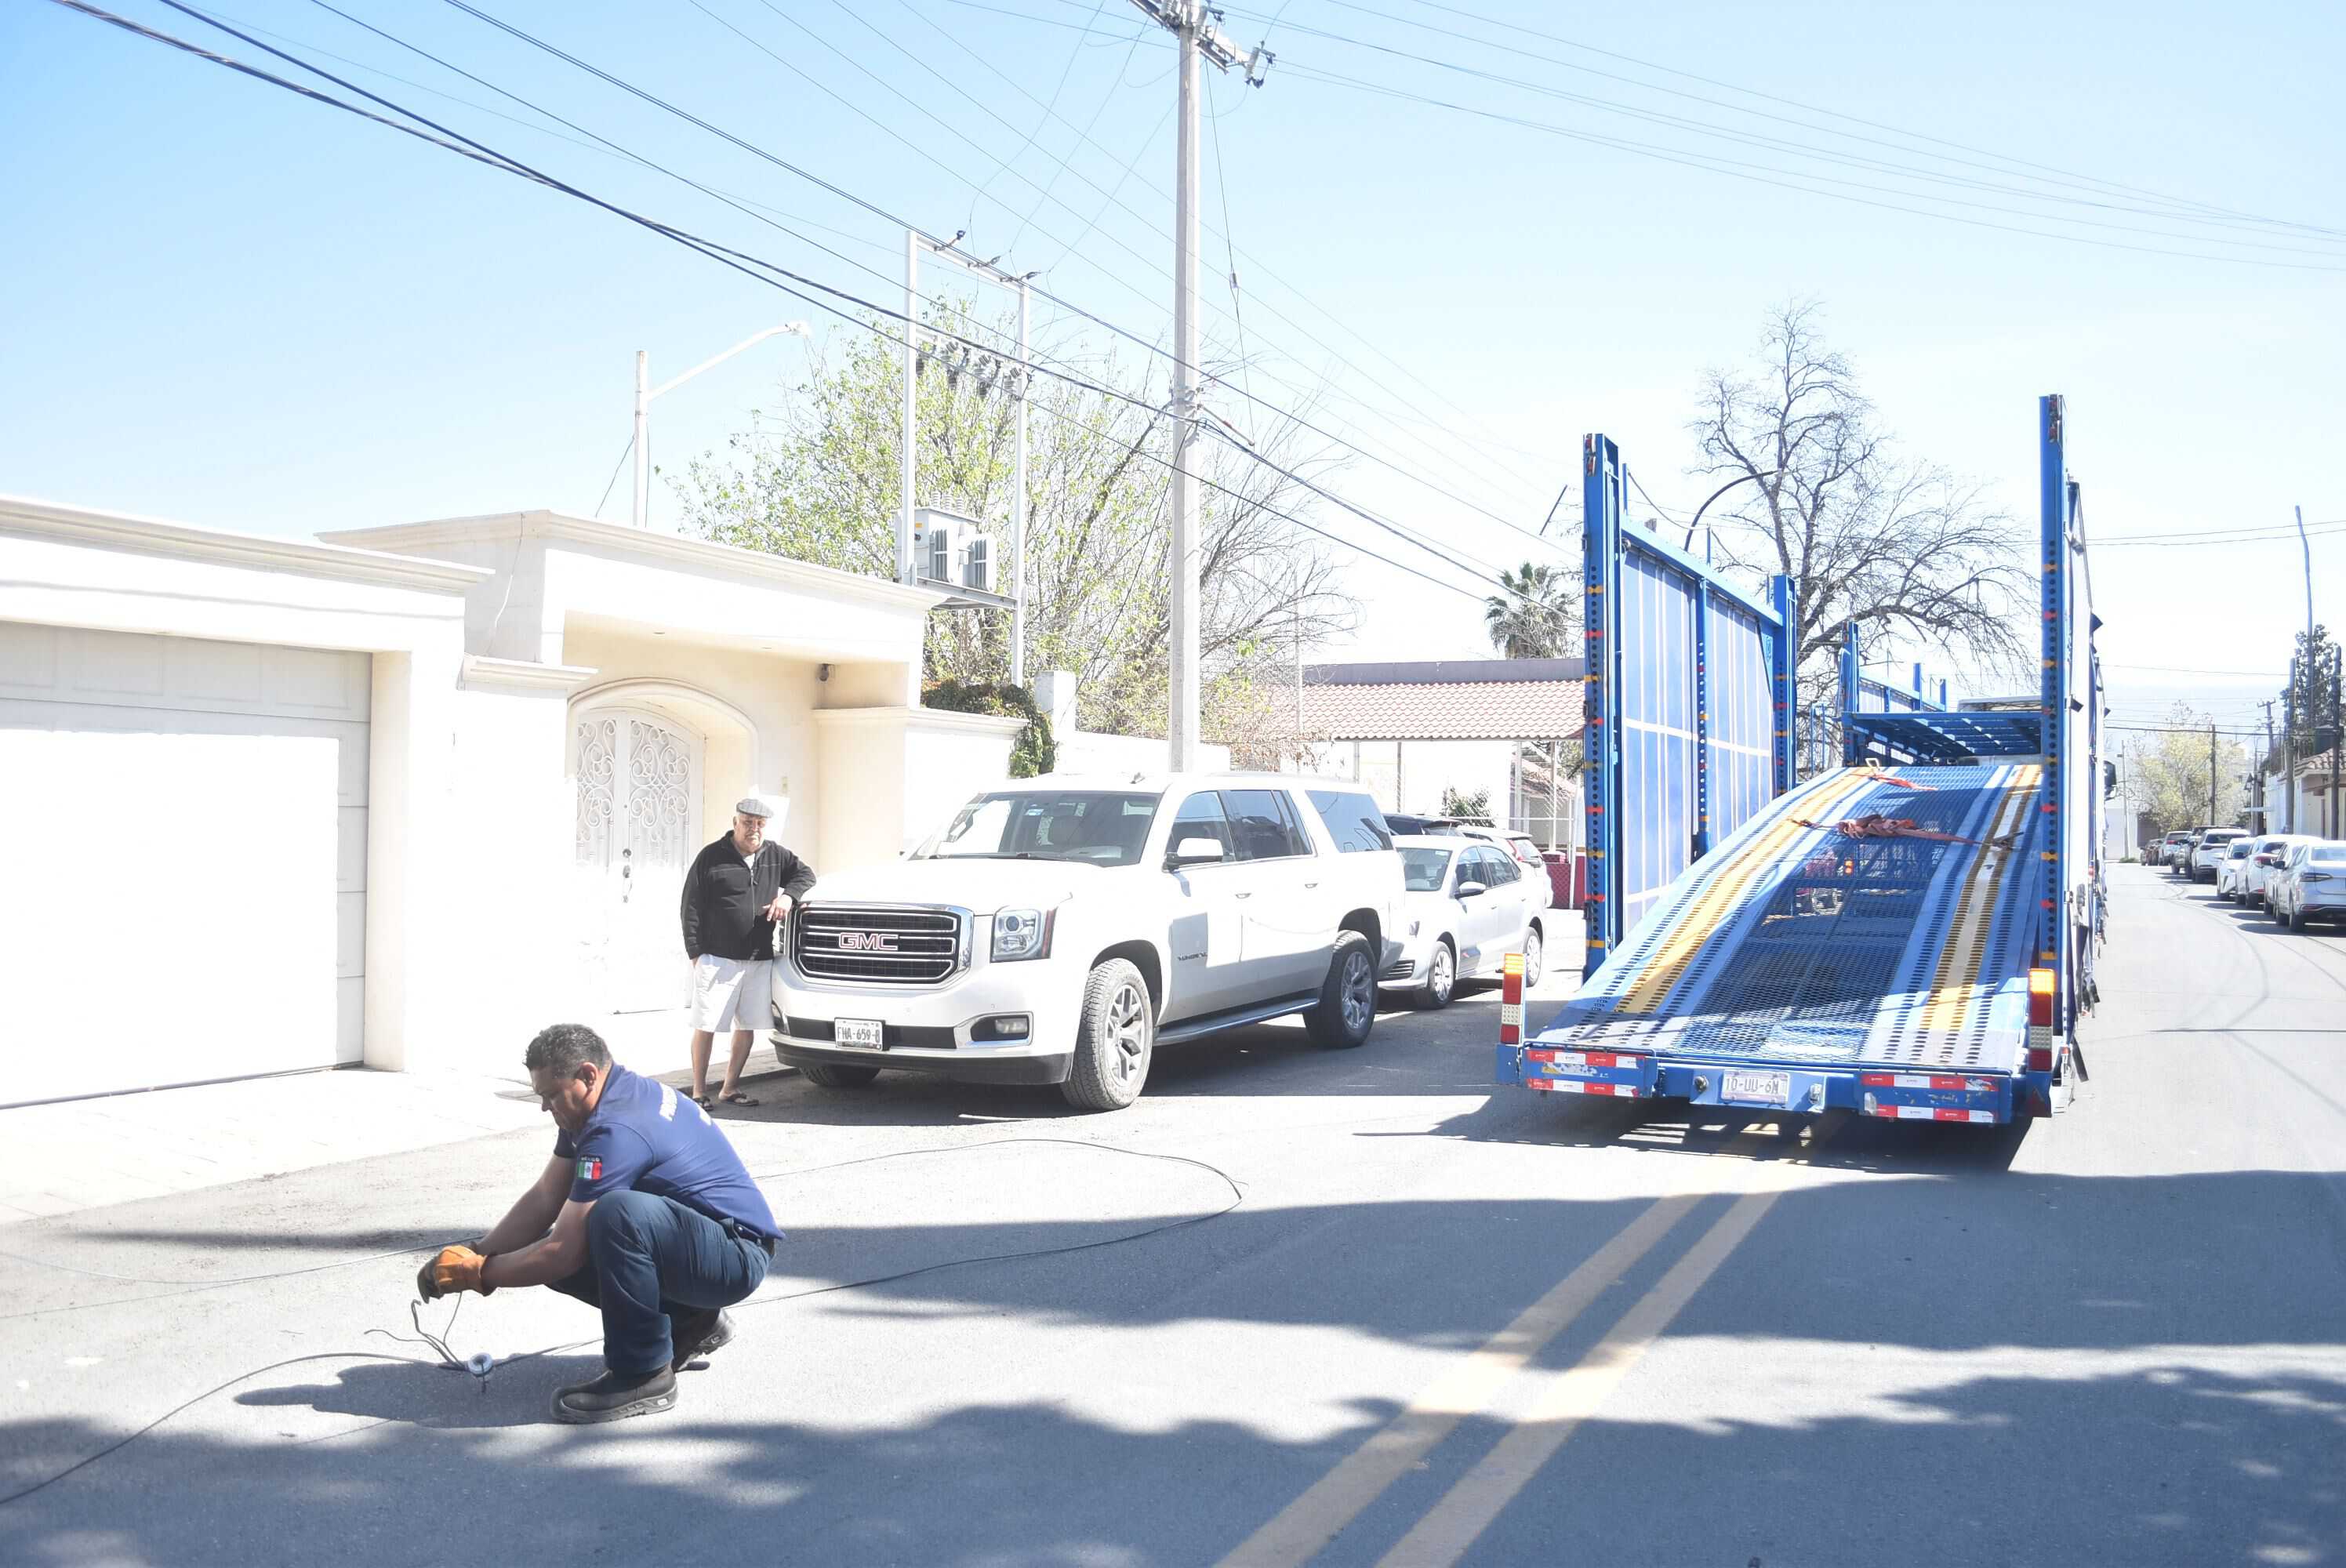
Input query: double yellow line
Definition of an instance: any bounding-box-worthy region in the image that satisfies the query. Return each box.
[1218,1120,1838,1568]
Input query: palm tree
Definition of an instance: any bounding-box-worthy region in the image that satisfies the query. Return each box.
[1484,561,1576,658]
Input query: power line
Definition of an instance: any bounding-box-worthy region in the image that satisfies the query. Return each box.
[1350,0,2345,241]
[58,0,1509,604]
[2093,517,2346,547]
[413,0,1566,562]
[1273,60,2346,273]
[1222,0,2346,251]
[916,0,1563,508]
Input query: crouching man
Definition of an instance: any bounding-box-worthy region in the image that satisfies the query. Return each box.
[416,1023,781,1424]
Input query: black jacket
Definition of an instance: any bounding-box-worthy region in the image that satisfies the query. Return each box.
[681,835,817,960]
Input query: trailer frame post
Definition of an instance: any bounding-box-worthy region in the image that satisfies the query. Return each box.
[1694,582,1713,859]
[1582,433,1625,977]
[2039,393,2069,1027]
[1769,574,1797,792]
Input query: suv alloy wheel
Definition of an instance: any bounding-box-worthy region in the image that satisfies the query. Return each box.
[1062,957,1153,1112]
[1306,931,1377,1049]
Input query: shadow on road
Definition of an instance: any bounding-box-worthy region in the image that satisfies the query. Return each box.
[5,1154,2342,1568]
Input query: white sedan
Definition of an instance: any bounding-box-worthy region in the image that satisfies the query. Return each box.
[1380,834,1550,1009]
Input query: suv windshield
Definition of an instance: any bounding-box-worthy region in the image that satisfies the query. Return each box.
[919,790,1163,866]
[1400,848,1456,891]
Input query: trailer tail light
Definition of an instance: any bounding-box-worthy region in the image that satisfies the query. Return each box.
[2028,968,2055,1028]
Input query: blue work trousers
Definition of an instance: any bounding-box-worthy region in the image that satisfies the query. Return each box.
[548,1189,772,1375]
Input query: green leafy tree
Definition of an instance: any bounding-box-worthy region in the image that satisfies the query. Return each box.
[1484,561,1577,658]
[674,301,1356,740]
[2129,701,2247,833]
[2282,625,2341,756]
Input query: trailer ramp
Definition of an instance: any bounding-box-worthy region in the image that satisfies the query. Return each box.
[1516,763,2046,1116]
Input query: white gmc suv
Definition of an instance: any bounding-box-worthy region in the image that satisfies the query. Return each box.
[770,774,1404,1111]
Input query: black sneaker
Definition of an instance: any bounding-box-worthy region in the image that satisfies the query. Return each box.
[670,1308,736,1373]
[552,1365,677,1425]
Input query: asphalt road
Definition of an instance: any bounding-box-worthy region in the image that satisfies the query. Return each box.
[3,865,2342,1567]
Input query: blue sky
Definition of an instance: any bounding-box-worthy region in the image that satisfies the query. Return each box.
[4,0,2341,746]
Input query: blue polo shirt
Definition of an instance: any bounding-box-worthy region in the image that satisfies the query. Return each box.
[552,1066,780,1242]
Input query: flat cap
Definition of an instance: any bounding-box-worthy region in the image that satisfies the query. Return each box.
[735,793,787,821]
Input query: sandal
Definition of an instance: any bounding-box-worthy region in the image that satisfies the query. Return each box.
[694,1092,716,1112]
[720,1091,759,1107]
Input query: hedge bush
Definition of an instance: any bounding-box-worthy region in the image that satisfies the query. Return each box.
[923,679,1057,778]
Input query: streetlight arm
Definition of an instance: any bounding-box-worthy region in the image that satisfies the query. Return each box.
[651,322,810,401]
[1683,469,1777,551]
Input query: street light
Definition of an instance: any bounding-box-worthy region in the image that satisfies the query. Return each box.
[1682,469,1781,553]
[633,323,812,528]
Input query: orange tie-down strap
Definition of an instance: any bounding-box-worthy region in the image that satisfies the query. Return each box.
[1792,813,2016,848]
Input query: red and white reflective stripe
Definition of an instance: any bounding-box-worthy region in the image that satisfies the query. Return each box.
[1499,953,1525,1045]
[1528,1078,1642,1098]
[1868,1104,1997,1123]
[1527,1049,1643,1069]
[1861,1073,1996,1092]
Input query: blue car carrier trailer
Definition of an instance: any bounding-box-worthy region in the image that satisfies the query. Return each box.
[1500,396,2102,1126]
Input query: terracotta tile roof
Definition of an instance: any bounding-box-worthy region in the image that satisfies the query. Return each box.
[1302,659,1585,742]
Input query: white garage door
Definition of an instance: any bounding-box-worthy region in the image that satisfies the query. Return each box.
[0,622,369,1107]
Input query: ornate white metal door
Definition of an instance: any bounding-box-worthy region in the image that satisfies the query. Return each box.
[575,709,701,1013]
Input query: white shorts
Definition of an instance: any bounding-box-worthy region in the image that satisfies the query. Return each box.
[690,954,773,1033]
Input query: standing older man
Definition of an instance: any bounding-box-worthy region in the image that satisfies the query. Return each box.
[681,793,815,1111]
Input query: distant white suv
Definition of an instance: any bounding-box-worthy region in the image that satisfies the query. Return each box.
[771,775,1404,1111]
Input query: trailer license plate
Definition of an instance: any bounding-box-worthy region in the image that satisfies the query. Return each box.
[835,1018,884,1051]
[1723,1069,1790,1105]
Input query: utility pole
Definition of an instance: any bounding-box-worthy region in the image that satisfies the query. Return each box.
[900,234,1036,673]
[1126,1,1270,768]
[2261,699,2276,826]
[899,231,918,585]
[2209,723,2218,828]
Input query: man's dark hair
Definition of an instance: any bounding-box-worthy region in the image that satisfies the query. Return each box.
[525,1023,611,1078]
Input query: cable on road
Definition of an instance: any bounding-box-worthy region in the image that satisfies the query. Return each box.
[0,1139,1247,1511]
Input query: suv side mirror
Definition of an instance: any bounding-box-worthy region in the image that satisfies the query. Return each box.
[1457,880,1487,899]
[1168,837,1226,868]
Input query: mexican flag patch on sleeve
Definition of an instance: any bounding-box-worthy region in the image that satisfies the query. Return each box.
[577,1157,602,1181]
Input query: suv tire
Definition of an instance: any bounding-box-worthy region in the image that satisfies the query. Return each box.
[1062,958,1153,1112]
[1306,931,1377,1050]
[799,1062,881,1090]
[1522,924,1545,989]
[1416,939,1456,1010]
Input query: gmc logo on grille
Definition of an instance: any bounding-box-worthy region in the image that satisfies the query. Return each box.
[836,931,899,953]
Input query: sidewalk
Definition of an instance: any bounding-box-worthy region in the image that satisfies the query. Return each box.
[0,1007,746,1221]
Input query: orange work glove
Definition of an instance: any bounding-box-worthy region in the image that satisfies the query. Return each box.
[416,1244,493,1300]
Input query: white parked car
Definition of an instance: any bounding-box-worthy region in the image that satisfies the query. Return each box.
[2271,840,2346,931]
[2190,828,2247,882]
[2215,837,2257,901]
[1380,834,1552,1009]
[2242,834,2314,909]
[770,775,1405,1111]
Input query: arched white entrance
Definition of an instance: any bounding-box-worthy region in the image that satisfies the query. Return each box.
[571,679,764,1014]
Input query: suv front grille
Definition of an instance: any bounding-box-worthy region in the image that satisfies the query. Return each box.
[792,904,964,985]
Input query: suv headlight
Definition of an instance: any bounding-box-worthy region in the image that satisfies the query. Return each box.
[990,907,1054,962]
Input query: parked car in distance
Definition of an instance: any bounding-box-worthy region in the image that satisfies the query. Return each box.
[1445,822,1557,888]
[2271,840,2346,930]
[2215,837,2257,901]
[2191,828,2248,882]
[2159,829,2195,869]
[2243,835,2315,909]
[1382,834,1553,1008]
[771,774,1405,1112]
